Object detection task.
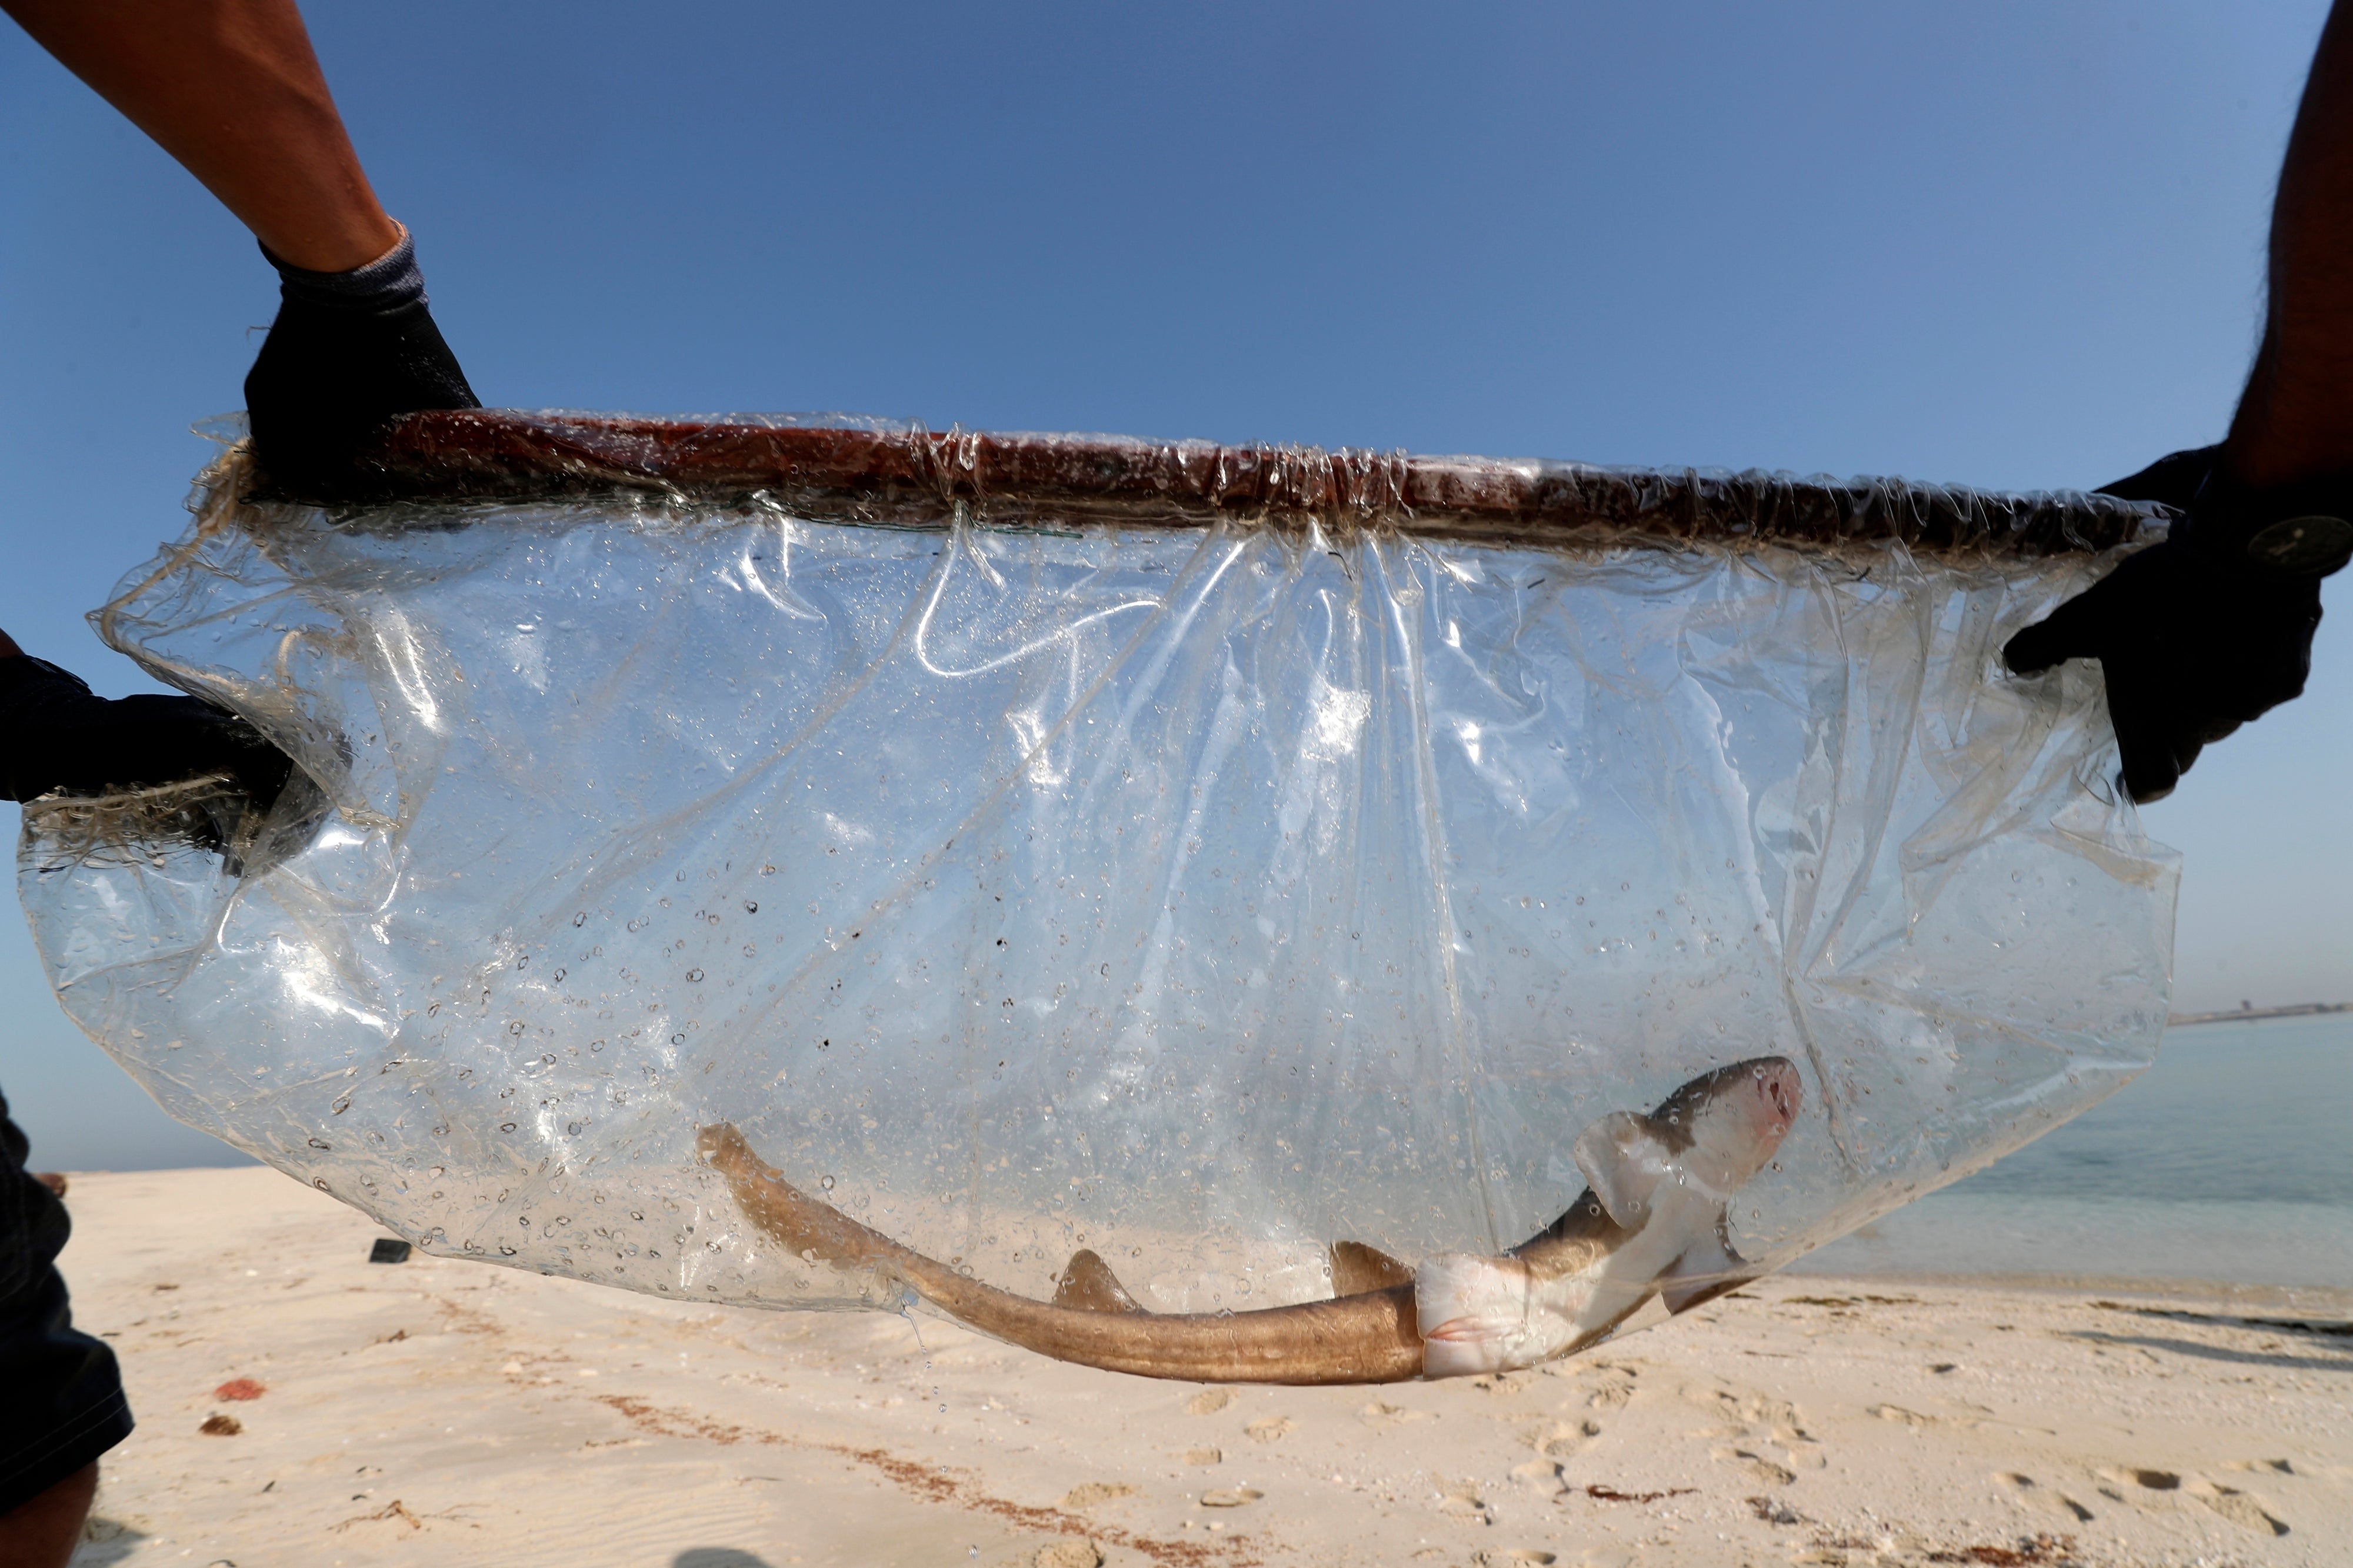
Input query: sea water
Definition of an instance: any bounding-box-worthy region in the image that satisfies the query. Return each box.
[1798,1010,2353,1287]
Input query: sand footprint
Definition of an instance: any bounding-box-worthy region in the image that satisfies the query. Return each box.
[1770,1423,1827,1470]
[1186,1387,1234,1415]
[1739,1393,1805,1432]
[1030,1541,1102,1568]
[1708,1445,1797,1487]
[2095,1464,2179,1494]
[2188,1479,2289,1536]
[1361,1399,1435,1426]
[1581,1367,1640,1411]
[1993,1470,2092,1522]
[1058,1482,1138,1511]
[1244,1415,1295,1443]
[1534,1419,1602,1460]
[1509,1420,1587,1492]
[1510,1458,1565,1490]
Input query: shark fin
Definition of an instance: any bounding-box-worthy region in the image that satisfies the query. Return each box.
[1329,1240,1414,1297]
[1052,1248,1148,1315]
[1572,1110,1675,1231]
[1659,1222,1750,1315]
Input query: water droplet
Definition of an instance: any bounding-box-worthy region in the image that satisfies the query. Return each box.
[821,1175,835,1191]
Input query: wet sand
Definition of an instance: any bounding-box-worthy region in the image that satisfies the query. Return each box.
[56,1167,2352,1568]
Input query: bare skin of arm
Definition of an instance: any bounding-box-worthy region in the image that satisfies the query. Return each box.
[0,0,396,660]
[0,0,396,272]
[2229,0,2353,488]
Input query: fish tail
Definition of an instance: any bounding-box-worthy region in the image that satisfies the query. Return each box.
[696,1123,961,1306]
[698,1122,1423,1384]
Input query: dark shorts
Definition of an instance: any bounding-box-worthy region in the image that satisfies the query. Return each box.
[0,1090,133,1517]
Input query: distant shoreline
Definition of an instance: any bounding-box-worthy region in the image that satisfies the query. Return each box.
[2167,1000,2352,1026]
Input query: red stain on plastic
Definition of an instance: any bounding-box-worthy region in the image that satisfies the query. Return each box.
[214,1378,266,1401]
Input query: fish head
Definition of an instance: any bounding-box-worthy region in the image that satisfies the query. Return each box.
[1659,1055,1802,1193]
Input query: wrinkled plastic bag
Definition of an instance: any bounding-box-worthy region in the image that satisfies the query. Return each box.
[21,419,2177,1329]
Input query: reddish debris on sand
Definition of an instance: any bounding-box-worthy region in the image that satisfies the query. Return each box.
[1922,1538,2078,1567]
[199,1414,243,1436]
[214,1377,266,1401]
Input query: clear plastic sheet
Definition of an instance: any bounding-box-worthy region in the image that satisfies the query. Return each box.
[21,420,2177,1352]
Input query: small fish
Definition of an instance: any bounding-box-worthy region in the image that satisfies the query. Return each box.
[698,1053,1799,1384]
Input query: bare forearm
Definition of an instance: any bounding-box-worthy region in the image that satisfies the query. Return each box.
[1,0,396,271]
[2229,0,2353,486]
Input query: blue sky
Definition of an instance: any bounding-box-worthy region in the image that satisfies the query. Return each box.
[3,2,2347,1168]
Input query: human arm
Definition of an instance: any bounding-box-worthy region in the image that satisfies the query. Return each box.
[2229,0,2353,488]
[3,0,478,497]
[0,0,397,271]
[0,1,475,803]
[2004,1,2353,802]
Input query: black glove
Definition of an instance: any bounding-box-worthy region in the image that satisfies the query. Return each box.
[0,656,294,807]
[244,223,479,499]
[2003,447,2352,803]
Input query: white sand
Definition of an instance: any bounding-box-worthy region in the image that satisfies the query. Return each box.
[52,1167,2351,1568]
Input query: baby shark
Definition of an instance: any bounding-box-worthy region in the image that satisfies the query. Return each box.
[698,1054,1800,1385]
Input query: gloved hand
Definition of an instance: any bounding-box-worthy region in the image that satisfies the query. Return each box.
[244,223,478,500]
[0,656,294,807]
[2003,447,2351,803]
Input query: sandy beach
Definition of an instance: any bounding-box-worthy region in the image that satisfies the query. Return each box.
[51,1166,2349,1568]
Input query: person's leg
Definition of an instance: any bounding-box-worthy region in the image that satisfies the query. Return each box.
[0,1460,98,1568]
[0,1091,134,1559]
